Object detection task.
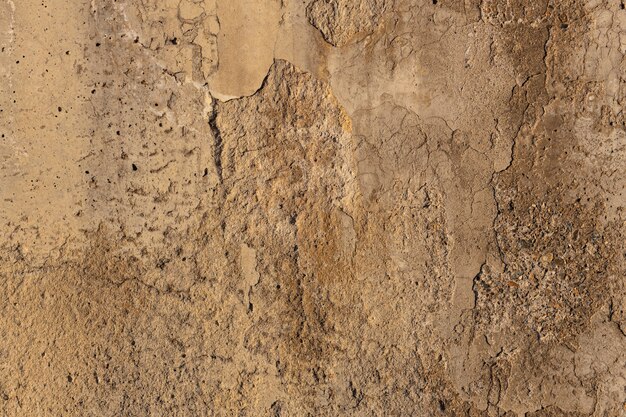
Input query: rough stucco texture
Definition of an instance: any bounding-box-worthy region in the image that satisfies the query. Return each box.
[1,0,626,416]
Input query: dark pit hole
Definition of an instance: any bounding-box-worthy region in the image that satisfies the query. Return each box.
[132,163,138,171]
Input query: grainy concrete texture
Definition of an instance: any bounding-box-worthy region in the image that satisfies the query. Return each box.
[1,0,626,416]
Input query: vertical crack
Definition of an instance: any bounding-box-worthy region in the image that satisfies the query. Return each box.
[208,100,223,183]
[472,261,486,310]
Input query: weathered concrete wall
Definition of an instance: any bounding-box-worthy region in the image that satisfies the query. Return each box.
[1,0,625,415]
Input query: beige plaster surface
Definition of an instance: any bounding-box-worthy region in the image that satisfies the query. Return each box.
[1,0,626,416]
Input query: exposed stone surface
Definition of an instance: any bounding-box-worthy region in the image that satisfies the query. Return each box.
[1,0,625,416]
[307,0,391,46]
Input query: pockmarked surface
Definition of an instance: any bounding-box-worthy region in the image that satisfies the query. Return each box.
[1,0,625,415]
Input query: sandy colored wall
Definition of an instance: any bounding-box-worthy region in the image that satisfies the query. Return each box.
[1,0,625,415]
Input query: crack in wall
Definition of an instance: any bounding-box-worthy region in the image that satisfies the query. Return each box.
[208,98,223,183]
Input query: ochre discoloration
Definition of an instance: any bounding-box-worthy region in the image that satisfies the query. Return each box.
[1,0,625,415]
